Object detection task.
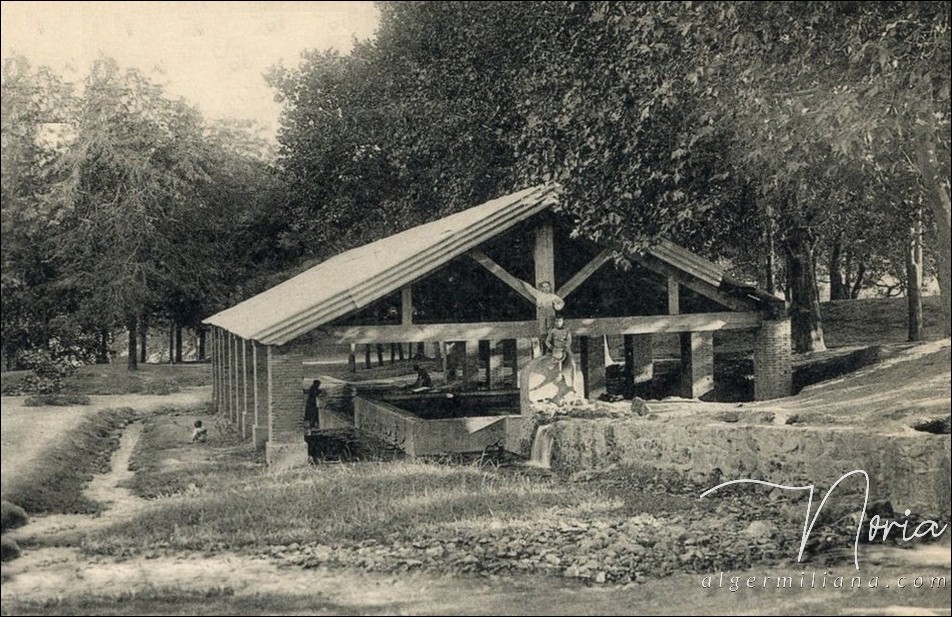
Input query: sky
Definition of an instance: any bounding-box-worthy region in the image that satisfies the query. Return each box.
[0,1,380,140]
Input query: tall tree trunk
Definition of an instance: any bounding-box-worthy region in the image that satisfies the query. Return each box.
[376,343,384,366]
[364,344,372,369]
[175,325,183,363]
[138,314,147,364]
[169,322,175,364]
[785,227,826,353]
[850,264,866,300]
[127,315,138,371]
[198,328,206,361]
[97,328,110,364]
[916,104,952,337]
[764,203,777,294]
[829,236,848,301]
[906,217,924,342]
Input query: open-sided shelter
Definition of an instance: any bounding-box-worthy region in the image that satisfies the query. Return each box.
[203,185,790,462]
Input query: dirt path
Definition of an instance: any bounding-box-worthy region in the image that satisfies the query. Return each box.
[0,387,209,495]
[7,422,148,542]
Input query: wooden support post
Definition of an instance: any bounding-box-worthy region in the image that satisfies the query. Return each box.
[398,343,405,361]
[580,336,607,400]
[464,339,480,383]
[390,343,396,364]
[376,343,384,367]
[401,286,413,325]
[624,334,654,396]
[348,343,357,373]
[487,340,504,388]
[439,341,449,377]
[679,331,714,399]
[534,218,556,334]
[364,344,372,369]
[668,277,680,315]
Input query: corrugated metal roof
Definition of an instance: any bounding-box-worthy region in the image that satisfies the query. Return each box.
[204,184,775,346]
[203,184,560,345]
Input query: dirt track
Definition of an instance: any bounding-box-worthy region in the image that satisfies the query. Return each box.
[0,387,210,495]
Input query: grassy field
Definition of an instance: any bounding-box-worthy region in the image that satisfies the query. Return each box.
[86,452,606,554]
[1,361,212,396]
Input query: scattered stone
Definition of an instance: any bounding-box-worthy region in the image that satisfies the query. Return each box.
[630,397,650,416]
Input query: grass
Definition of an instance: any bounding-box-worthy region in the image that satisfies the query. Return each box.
[3,407,139,515]
[62,362,211,395]
[0,588,365,617]
[122,405,258,499]
[86,444,605,554]
[23,393,92,407]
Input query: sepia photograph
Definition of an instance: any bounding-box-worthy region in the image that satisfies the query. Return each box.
[1,1,949,615]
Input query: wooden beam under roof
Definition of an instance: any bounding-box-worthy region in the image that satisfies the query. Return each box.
[557,249,613,299]
[326,311,762,344]
[468,251,537,305]
[633,253,760,312]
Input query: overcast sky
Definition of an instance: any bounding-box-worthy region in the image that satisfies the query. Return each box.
[0,1,380,140]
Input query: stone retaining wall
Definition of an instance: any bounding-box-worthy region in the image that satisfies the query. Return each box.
[546,416,951,513]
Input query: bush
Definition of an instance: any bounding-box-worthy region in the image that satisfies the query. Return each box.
[0,500,29,532]
[0,536,21,562]
[23,393,92,407]
[18,349,77,394]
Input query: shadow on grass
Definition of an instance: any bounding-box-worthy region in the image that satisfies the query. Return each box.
[0,586,379,616]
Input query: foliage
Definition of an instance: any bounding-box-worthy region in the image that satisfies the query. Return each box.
[0,500,29,532]
[2,56,292,367]
[269,1,949,349]
[18,348,76,394]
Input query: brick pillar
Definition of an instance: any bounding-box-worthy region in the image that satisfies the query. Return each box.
[679,331,714,399]
[487,340,505,388]
[216,329,224,413]
[580,336,607,400]
[252,341,268,450]
[515,338,533,388]
[754,318,792,400]
[266,344,305,465]
[463,339,480,383]
[241,338,250,439]
[223,331,232,420]
[232,334,240,424]
[211,328,218,411]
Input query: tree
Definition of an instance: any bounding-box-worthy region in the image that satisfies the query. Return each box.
[1,56,85,367]
[49,59,210,369]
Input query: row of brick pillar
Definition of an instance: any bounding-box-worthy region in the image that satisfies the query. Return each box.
[209,327,307,461]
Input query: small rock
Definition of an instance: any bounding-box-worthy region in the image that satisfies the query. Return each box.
[630,397,650,416]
